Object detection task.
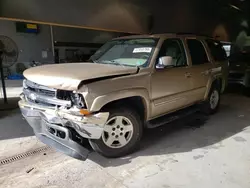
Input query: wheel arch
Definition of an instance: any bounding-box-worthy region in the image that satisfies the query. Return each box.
[90,89,150,121]
[205,76,223,100]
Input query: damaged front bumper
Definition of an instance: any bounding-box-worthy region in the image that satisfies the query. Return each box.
[19,99,109,160]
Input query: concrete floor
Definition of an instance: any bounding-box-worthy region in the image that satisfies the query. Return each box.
[0,93,250,188]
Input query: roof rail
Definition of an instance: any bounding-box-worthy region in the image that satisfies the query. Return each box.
[176,32,212,38]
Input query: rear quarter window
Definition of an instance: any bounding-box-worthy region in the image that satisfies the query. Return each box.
[206,39,227,61]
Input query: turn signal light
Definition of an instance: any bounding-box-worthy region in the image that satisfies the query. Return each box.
[79,109,91,115]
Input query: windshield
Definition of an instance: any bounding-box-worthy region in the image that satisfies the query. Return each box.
[90,38,159,67]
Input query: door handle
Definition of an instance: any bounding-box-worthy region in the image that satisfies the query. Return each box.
[185,72,191,78]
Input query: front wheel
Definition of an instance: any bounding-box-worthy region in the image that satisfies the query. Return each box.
[89,107,143,158]
[202,84,220,114]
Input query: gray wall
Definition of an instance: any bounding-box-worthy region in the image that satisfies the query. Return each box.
[0,19,123,64]
[0,0,149,34]
[53,26,118,43]
[0,19,126,73]
[0,0,227,37]
[1,0,248,41]
[0,20,54,67]
[140,0,198,33]
[53,27,117,61]
[0,0,204,34]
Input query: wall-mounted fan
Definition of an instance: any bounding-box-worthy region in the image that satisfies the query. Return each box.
[0,35,18,104]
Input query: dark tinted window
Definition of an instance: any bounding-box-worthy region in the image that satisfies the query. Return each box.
[206,39,227,61]
[158,39,187,67]
[187,39,209,65]
[230,52,250,64]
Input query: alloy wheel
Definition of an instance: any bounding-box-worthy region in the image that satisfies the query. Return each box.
[102,116,134,148]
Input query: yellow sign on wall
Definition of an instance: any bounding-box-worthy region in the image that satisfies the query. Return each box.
[26,23,37,29]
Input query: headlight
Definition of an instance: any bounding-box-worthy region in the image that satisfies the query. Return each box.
[57,90,86,108]
[23,79,28,89]
[71,93,86,109]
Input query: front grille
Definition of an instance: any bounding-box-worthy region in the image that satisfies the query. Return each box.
[229,73,244,79]
[25,80,56,97]
[23,80,72,107]
[27,86,55,97]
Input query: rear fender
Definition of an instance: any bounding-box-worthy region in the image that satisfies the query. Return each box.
[204,73,223,100]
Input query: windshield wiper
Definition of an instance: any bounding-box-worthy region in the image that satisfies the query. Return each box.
[101,60,126,67]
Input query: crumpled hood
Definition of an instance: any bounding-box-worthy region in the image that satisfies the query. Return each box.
[23,63,138,90]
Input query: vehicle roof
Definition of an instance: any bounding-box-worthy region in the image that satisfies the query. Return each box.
[115,33,214,40]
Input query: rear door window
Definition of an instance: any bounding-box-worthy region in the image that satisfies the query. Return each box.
[187,39,209,65]
[206,39,227,61]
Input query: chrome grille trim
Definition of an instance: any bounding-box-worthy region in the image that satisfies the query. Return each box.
[24,79,56,92]
[23,89,72,107]
[23,79,72,107]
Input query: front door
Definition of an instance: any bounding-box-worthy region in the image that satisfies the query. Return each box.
[150,38,193,118]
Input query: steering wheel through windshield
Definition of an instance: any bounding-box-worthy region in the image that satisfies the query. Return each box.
[140,54,150,59]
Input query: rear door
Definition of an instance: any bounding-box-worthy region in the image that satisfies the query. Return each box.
[185,38,214,101]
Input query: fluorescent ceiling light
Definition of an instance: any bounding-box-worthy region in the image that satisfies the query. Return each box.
[229,4,241,11]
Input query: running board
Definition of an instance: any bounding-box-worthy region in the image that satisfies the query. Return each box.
[146,105,200,128]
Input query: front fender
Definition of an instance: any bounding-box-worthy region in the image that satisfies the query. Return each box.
[90,88,151,119]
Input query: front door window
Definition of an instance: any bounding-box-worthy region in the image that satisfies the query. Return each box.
[156,38,187,68]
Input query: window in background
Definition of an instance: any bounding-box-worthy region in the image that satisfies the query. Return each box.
[206,39,228,61]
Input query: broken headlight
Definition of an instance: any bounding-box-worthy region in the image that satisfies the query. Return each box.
[57,90,86,108]
[70,93,86,109]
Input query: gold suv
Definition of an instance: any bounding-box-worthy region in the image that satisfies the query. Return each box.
[19,34,229,159]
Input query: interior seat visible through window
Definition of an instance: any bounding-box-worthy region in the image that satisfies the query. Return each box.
[157,38,187,67]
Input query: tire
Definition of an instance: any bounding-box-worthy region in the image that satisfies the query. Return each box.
[89,107,143,158]
[201,84,221,115]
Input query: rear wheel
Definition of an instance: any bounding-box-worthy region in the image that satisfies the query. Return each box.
[202,84,220,114]
[89,107,143,158]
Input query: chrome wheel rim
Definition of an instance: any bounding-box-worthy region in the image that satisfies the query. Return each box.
[102,116,134,148]
[210,90,219,109]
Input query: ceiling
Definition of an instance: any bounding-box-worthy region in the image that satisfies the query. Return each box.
[0,0,249,39]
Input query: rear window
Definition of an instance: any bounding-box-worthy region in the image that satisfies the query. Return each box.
[206,39,227,61]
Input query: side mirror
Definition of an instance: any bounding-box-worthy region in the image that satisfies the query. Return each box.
[156,56,174,69]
